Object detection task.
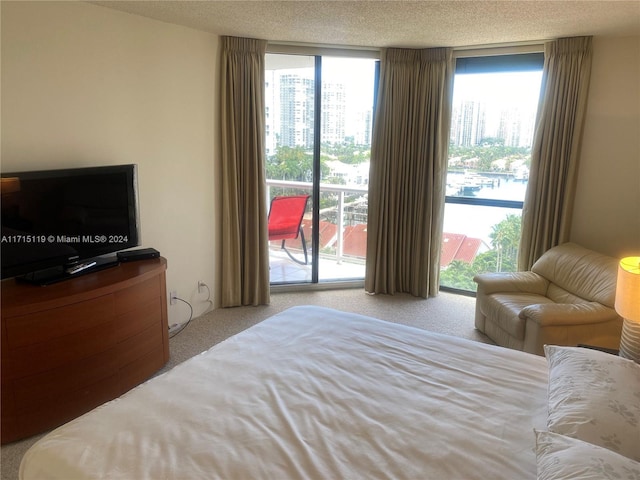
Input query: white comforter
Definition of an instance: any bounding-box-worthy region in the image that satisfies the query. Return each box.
[20,306,548,479]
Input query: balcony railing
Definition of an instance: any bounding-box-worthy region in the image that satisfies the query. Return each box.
[267,179,368,265]
[267,177,524,289]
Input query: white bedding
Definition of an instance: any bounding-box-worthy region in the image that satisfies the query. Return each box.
[20,306,549,479]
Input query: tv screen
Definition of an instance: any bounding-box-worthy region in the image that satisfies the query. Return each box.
[1,164,139,281]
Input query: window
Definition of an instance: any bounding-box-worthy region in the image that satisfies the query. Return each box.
[440,52,543,292]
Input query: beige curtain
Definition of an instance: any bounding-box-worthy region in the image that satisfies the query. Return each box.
[219,36,270,307]
[365,47,454,298]
[518,37,593,270]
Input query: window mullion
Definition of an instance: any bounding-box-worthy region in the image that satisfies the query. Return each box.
[311,55,322,284]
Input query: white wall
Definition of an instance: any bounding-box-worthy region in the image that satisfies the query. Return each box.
[572,36,640,258]
[1,1,220,323]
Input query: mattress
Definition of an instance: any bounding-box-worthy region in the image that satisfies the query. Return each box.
[20,306,549,479]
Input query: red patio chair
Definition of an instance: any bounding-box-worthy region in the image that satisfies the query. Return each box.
[268,195,310,265]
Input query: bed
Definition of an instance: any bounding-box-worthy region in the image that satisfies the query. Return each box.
[19,306,640,479]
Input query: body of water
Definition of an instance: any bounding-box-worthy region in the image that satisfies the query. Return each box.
[444,176,528,246]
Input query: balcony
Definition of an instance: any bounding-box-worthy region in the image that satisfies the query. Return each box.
[267,179,367,284]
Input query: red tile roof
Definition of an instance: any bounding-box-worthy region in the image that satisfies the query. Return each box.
[441,232,485,267]
[342,224,368,257]
[273,221,485,267]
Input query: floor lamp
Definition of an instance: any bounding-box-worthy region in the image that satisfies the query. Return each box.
[615,256,640,363]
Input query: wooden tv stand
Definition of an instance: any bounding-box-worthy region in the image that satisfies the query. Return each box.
[1,257,170,444]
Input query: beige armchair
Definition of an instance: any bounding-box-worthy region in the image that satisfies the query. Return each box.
[473,242,623,355]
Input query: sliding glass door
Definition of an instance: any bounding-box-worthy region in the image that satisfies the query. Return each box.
[265,52,377,285]
[317,57,375,281]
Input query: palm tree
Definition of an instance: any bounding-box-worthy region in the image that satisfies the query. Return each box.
[488,214,521,272]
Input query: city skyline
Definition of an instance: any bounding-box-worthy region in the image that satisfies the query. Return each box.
[266,65,542,155]
[265,57,376,155]
[450,71,543,148]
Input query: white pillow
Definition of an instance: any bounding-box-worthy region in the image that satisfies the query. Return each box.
[544,345,640,462]
[535,430,640,480]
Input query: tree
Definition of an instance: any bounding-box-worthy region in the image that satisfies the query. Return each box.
[488,214,521,272]
[321,142,370,165]
[448,142,531,173]
[439,214,522,291]
[439,260,479,291]
[266,146,314,182]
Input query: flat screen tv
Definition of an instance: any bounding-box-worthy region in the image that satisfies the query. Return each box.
[1,164,140,284]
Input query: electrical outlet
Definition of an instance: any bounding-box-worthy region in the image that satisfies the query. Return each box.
[170,290,177,305]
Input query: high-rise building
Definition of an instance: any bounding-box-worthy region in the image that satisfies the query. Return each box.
[451,98,537,148]
[497,105,537,148]
[451,100,486,146]
[321,82,346,145]
[265,70,278,156]
[351,109,372,145]
[279,74,315,148]
[265,70,372,154]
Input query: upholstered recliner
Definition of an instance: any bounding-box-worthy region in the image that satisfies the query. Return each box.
[473,242,623,356]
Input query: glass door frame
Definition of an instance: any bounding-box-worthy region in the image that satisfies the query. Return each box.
[266,45,379,287]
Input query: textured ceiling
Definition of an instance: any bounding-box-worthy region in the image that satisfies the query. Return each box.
[91,1,640,48]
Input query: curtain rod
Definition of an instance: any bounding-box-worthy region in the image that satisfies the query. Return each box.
[267,42,379,59]
[267,39,546,58]
[267,40,379,51]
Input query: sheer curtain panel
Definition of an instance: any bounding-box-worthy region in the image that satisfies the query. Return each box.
[365,47,454,298]
[219,36,270,306]
[518,37,593,270]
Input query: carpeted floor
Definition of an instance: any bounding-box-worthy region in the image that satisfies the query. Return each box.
[1,288,492,480]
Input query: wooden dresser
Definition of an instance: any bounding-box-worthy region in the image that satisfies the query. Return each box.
[1,257,170,444]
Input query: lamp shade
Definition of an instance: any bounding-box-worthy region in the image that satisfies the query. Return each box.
[615,256,640,323]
